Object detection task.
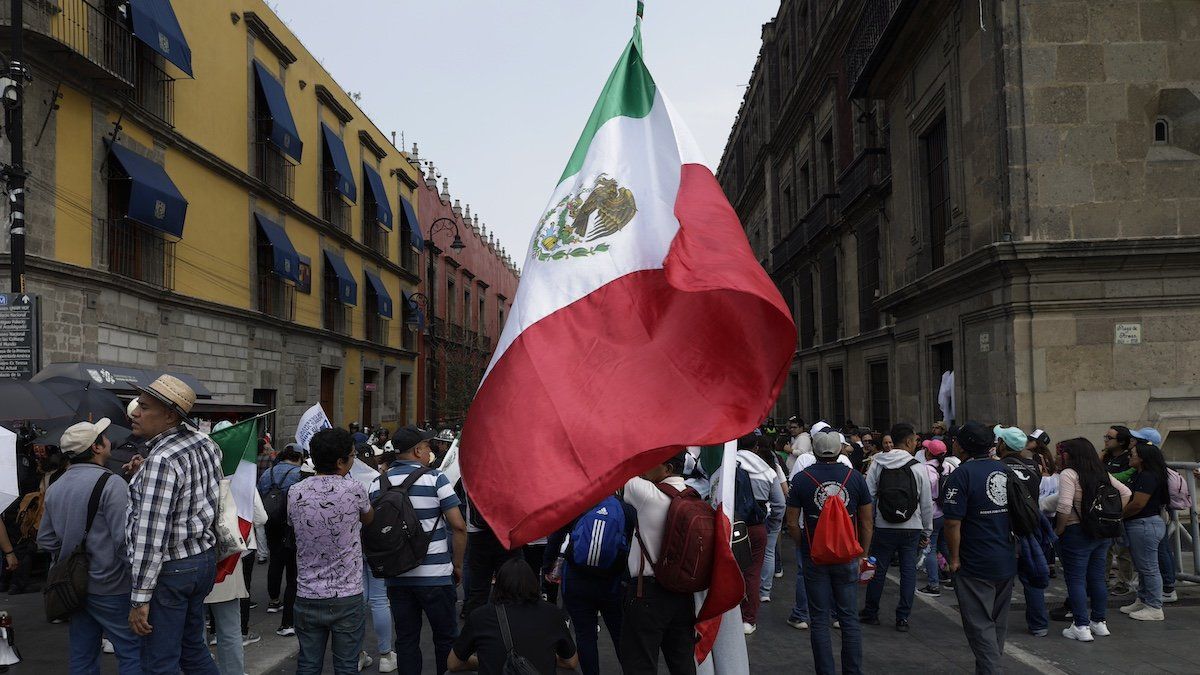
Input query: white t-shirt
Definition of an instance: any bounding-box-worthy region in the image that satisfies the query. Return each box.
[789,452,853,480]
[623,475,687,578]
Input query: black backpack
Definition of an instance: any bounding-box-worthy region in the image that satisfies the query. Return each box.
[363,467,439,577]
[43,473,111,621]
[495,604,539,675]
[1079,480,1124,539]
[1005,468,1041,536]
[877,459,920,523]
[262,465,298,522]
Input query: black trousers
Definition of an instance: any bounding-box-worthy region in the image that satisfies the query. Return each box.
[463,529,520,617]
[240,550,255,633]
[265,523,297,628]
[619,578,697,675]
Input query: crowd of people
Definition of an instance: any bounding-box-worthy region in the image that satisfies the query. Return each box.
[3,371,1193,675]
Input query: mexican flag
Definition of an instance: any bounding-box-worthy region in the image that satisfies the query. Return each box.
[212,418,259,583]
[461,0,791,620]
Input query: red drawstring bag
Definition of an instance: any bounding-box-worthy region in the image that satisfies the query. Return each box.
[802,468,863,565]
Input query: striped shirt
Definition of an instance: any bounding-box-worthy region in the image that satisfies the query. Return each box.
[127,425,222,603]
[370,461,460,587]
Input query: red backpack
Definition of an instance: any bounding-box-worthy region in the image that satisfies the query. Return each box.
[802,469,863,565]
[635,484,716,594]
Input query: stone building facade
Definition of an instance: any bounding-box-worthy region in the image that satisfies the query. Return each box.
[718,0,1200,457]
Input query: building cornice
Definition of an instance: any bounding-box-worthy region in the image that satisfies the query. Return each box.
[358,131,387,161]
[13,255,416,360]
[243,12,297,65]
[315,85,354,124]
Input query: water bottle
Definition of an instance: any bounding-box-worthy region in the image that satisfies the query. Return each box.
[858,556,877,584]
[545,554,566,585]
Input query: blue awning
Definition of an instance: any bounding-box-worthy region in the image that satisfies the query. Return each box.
[128,0,193,77]
[107,143,188,238]
[364,271,393,319]
[361,163,393,230]
[253,62,302,162]
[402,291,425,330]
[400,196,422,248]
[322,250,357,306]
[254,214,301,284]
[320,123,356,202]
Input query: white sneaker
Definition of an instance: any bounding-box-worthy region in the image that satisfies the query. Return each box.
[742,622,756,635]
[760,595,770,603]
[1119,601,1146,615]
[1088,621,1110,637]
[1162,590,1178,603]
[357,650,374,671]
[101,638,115,654]
[378,651,397,673]
[1061,624,1094,642]
[1129,606,1165,621]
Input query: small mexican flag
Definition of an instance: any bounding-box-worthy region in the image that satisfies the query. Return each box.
[212,418,259,583]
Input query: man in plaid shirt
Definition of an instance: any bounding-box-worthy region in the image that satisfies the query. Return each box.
[124,375,222,674]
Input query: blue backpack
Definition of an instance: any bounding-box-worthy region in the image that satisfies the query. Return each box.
[569,496,627,572]
[734,464,767,526]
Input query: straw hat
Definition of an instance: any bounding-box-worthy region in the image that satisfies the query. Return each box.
[135,374,196,421]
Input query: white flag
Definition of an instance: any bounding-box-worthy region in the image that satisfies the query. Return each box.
[295,403,332,450]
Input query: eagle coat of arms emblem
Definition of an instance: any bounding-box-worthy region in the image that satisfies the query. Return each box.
[531,174,637,261]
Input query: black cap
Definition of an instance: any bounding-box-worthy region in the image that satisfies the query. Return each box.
[955,421,994,455]
[392,425,436,454]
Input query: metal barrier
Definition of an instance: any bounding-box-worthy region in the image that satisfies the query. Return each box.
[1167,461,1200,583]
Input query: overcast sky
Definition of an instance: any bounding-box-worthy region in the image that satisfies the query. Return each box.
[274,0,779,264]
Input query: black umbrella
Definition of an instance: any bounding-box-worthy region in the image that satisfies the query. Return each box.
[55,385,127,424]
[34,416,133,450]
[0,381,74,422]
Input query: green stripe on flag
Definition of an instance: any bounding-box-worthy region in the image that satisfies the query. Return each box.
[558,21,656,183]
[213,418,259,475]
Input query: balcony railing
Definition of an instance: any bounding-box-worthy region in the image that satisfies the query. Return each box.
[257,271,295,321]
[1,0,134,85]
[365,314,386,345]
[321,177,350,232]
[837,148,886,209]
[803,194,838,246]
[363,210,388,253]
[254,137,294,198]
[323,295,348,335]
[847,0,916,97]
[770,217,808,272]
[132,52,174,125]
[102,218,174,289]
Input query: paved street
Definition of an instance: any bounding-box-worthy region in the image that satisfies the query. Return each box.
[4,543,1197,674]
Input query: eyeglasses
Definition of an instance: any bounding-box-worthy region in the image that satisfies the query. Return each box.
[1103,434,1117,441]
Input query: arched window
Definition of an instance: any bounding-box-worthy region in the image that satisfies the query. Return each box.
[1154,117,1170,144]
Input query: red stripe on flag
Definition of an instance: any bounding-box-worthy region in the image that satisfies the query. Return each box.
[694,506,744,663]
[462,163,795,548]
[214,518,253,584]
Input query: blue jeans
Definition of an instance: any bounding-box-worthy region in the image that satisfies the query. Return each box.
[1019,577,1048,632]
[864,528,921,621]
[788,545,810,622]
[1158,525,1177,591]
[562,570,623,675]
[1126,516,1166,609]
[294,594,366,675]
[923,517,945,585]
[803,553,862,675]
[208,598,243,675]
[387,584,458,675]
[1058,524,1111,626]
[363,561,394,654]
[69,593,141,675]
[760,525,781,597]
[142,549,219,675]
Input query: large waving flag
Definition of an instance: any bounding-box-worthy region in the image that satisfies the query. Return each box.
[460,9,795,549]
[212,418,259,582]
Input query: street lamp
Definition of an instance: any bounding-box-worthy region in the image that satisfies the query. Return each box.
[422,217,466,425]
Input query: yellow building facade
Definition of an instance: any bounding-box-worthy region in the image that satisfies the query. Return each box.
[4,0,425,433]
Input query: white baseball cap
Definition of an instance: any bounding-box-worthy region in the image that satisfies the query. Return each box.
[60,418,112,458]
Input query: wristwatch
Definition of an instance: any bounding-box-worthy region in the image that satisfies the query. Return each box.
[130,601,148,609]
